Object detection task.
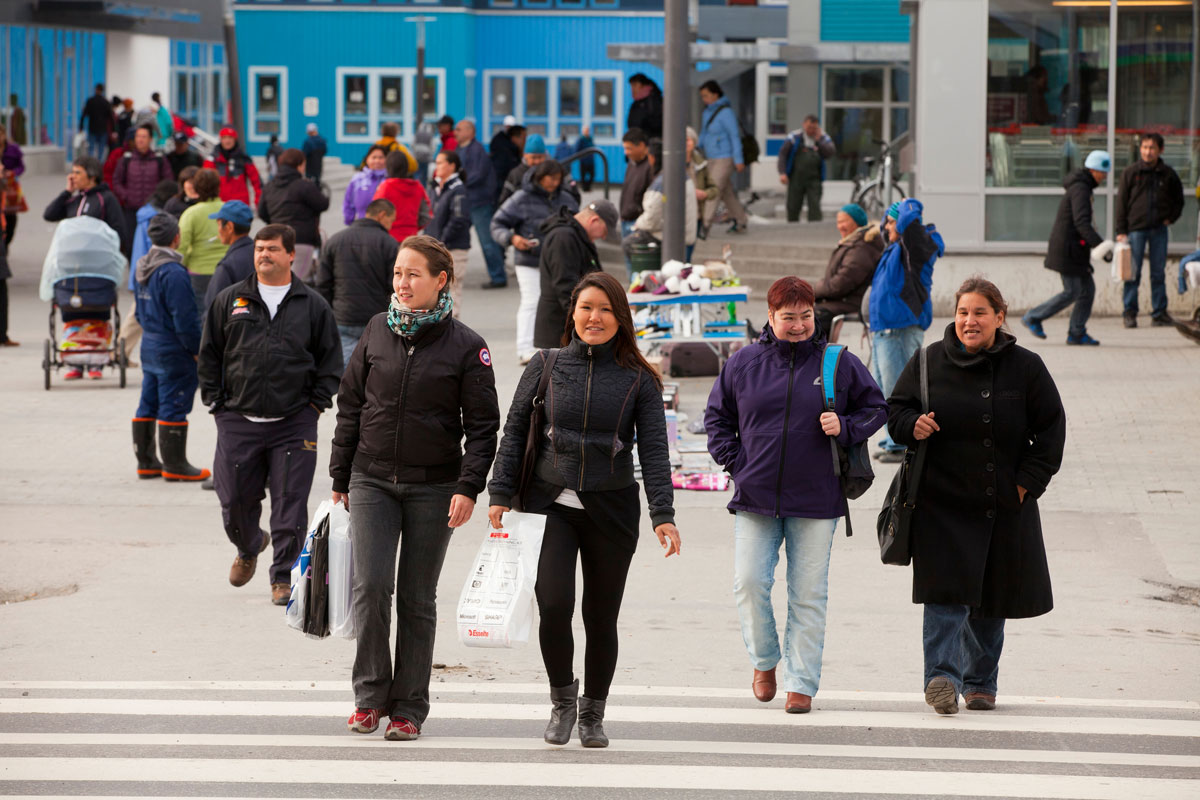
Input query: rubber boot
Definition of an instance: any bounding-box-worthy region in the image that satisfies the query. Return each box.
[543,679,579,746]
[131,418,162,479]
[158,421,212,482]
[577,696,609,748]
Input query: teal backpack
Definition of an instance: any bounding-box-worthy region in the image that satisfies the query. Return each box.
[819,344,876,536]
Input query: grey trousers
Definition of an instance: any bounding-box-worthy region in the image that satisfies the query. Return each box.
[349,472,456,726]
[704,156,748,227]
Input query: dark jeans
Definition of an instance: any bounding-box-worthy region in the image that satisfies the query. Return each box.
[4,211,16,246]
[190,273,212,318]
[213,407,319,584]
[121,207,138,259]
[1027,273,1095,338]
[1124,225,1169,317]
[923,603,1005,697]
[0,279,8,341]
[580,163,594,192]
[470,204,506,285]
[348,472,456,726]
[535,504,636,701]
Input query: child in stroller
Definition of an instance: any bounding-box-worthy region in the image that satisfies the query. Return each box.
[39,215,128,386]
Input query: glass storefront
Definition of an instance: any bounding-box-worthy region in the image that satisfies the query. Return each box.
[986,0,1199,243]
[823,65,910,181]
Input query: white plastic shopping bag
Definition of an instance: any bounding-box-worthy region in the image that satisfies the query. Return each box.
[327,505,355,640]
[456,511,547,648]
[1111,241,1133,283]
[286,499,351,638]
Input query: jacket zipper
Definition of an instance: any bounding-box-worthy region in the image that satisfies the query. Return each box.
[391,343,416,482]
[774,347,796,518]
[578,345,594,491]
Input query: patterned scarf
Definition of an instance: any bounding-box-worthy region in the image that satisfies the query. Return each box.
[386,291,453,338]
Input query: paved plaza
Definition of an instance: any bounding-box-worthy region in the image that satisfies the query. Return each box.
[1,174,1198,798]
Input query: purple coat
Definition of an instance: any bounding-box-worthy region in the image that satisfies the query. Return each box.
[705,326,887,519]
[343,168,386,224]
[2,142,25,177]
[112,148,172,210]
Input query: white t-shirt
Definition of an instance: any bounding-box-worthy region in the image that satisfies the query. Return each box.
[554,488,585,510]
[242,282,292,423]
[258,282,290,320]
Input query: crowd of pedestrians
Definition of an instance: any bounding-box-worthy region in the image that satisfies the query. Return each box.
[21,73,1194,754]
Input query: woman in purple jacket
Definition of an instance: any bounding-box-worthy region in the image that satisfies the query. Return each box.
[705,276,886,714]
[343,145,388,224]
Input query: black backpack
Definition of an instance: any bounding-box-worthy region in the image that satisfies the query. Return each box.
[819,344,875,536]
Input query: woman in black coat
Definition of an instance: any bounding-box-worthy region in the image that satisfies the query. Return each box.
[887,277,1065,716]
[488,270,681,749]
[331,235,500,742]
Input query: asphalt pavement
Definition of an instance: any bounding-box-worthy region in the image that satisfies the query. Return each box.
[1,172,1198,799]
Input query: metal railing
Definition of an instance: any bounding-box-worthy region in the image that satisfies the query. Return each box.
[555,147,611,200]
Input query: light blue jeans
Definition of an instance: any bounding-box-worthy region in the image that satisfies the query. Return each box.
[733,511,837,696]
[337,324,366,373]
[871,325,925,452]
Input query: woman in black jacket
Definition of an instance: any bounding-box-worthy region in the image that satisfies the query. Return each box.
[887,277,1065,716]
[425,150,471,313]
[488,271,681,749]
[257,148,330,281]
[331,235,500,742]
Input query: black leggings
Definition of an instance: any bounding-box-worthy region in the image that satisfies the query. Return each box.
[535,504,635,701]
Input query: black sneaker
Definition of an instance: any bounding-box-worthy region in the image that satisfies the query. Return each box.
[480,281,508,290]
[1151,314,1175,327]
[1123,312,1137,329]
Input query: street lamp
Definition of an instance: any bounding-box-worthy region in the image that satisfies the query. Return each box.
[405,16,437,137]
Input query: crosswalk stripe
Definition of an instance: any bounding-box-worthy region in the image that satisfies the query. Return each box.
[2,732,1197,768]
[1,698,1194,737]
[1,757,1192,799]
[1,681,1193,710]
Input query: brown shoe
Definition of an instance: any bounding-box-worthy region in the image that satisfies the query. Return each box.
[271,583,290,606]
[784,692,812,714]
[752,668,777,703]
[229,555,257,587]
[964,692,996,711]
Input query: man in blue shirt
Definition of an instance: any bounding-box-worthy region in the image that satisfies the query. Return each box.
[454,119,507,289]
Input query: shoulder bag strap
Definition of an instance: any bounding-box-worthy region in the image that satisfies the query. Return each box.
[821,343,854,537]
[534,348,558,408]
[905,346,930,507]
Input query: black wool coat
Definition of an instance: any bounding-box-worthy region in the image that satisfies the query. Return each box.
[887,324,1065,619]
[1045,169,1103,276]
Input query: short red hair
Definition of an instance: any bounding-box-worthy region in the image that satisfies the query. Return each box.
[767,276,815,312]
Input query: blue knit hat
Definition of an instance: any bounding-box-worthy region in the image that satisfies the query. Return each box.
[840,203,868,228]
[525,134,546,155]
[885,201,902,220]
[1083,150,1111,173]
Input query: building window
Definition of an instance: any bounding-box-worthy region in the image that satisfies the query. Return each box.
[249,67,287,142]
[767,75,787,136]
[482,70,622,144]
[335,67,446,144]
[525,77,548,117]
[491,76,514,118]
[821,65,910,181]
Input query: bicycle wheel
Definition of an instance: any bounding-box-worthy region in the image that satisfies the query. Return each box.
[855,181,884,219]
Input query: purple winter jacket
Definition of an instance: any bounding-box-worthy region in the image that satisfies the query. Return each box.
[2,142,25,177]
[343,167,386,224]
[705,325,887,519]
[112,148,172,210]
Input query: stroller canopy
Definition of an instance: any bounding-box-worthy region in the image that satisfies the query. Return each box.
[39,216,127,302]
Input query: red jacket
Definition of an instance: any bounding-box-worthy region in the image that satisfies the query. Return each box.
[203,146,262,206]
[372,178,432,242]
[103,147,124,187]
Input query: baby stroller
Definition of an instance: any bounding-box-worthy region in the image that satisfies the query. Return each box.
[39,215,129,389]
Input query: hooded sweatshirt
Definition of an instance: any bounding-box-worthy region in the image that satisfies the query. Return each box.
[868,198,944,332]
[135,245,203,362]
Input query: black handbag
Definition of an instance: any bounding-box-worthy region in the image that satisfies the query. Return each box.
[514,349,558,512]
[876,346,929,566]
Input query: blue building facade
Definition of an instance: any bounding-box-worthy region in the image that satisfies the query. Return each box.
[233,0,665,181]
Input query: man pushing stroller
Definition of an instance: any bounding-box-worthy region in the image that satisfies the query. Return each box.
[131,213,211,482]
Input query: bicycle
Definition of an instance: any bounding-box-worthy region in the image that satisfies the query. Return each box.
[849,138,906,219]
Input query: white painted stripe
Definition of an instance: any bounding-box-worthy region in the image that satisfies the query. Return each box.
[0,757,1192,799]
[1,681,1193,710]
[0,698,1195,737]
[2,732,1197,769]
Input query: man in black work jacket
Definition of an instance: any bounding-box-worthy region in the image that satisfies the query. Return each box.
[199,223,342,606]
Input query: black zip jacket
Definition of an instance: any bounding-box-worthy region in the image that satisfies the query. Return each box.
[488,335,675,528]
[204,235,256,310]
[534,207,601,349]
[314,217,400,327]
[1115,157,1184,236]
[1045,169,1103,276]
[257,165,330,246]
[426,174,471,251]
[330,313,500,498]
[199,274,343,417]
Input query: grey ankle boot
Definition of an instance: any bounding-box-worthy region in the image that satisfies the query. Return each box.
[577,696,608,748]
[544,679,579,745]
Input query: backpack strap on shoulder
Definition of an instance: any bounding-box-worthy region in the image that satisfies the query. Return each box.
[820,343,845,412]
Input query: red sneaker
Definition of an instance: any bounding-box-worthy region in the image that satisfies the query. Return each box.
[347,708,381,734]
[384,716,419,741]
[64,368,83,380]
[86,368,104,380]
